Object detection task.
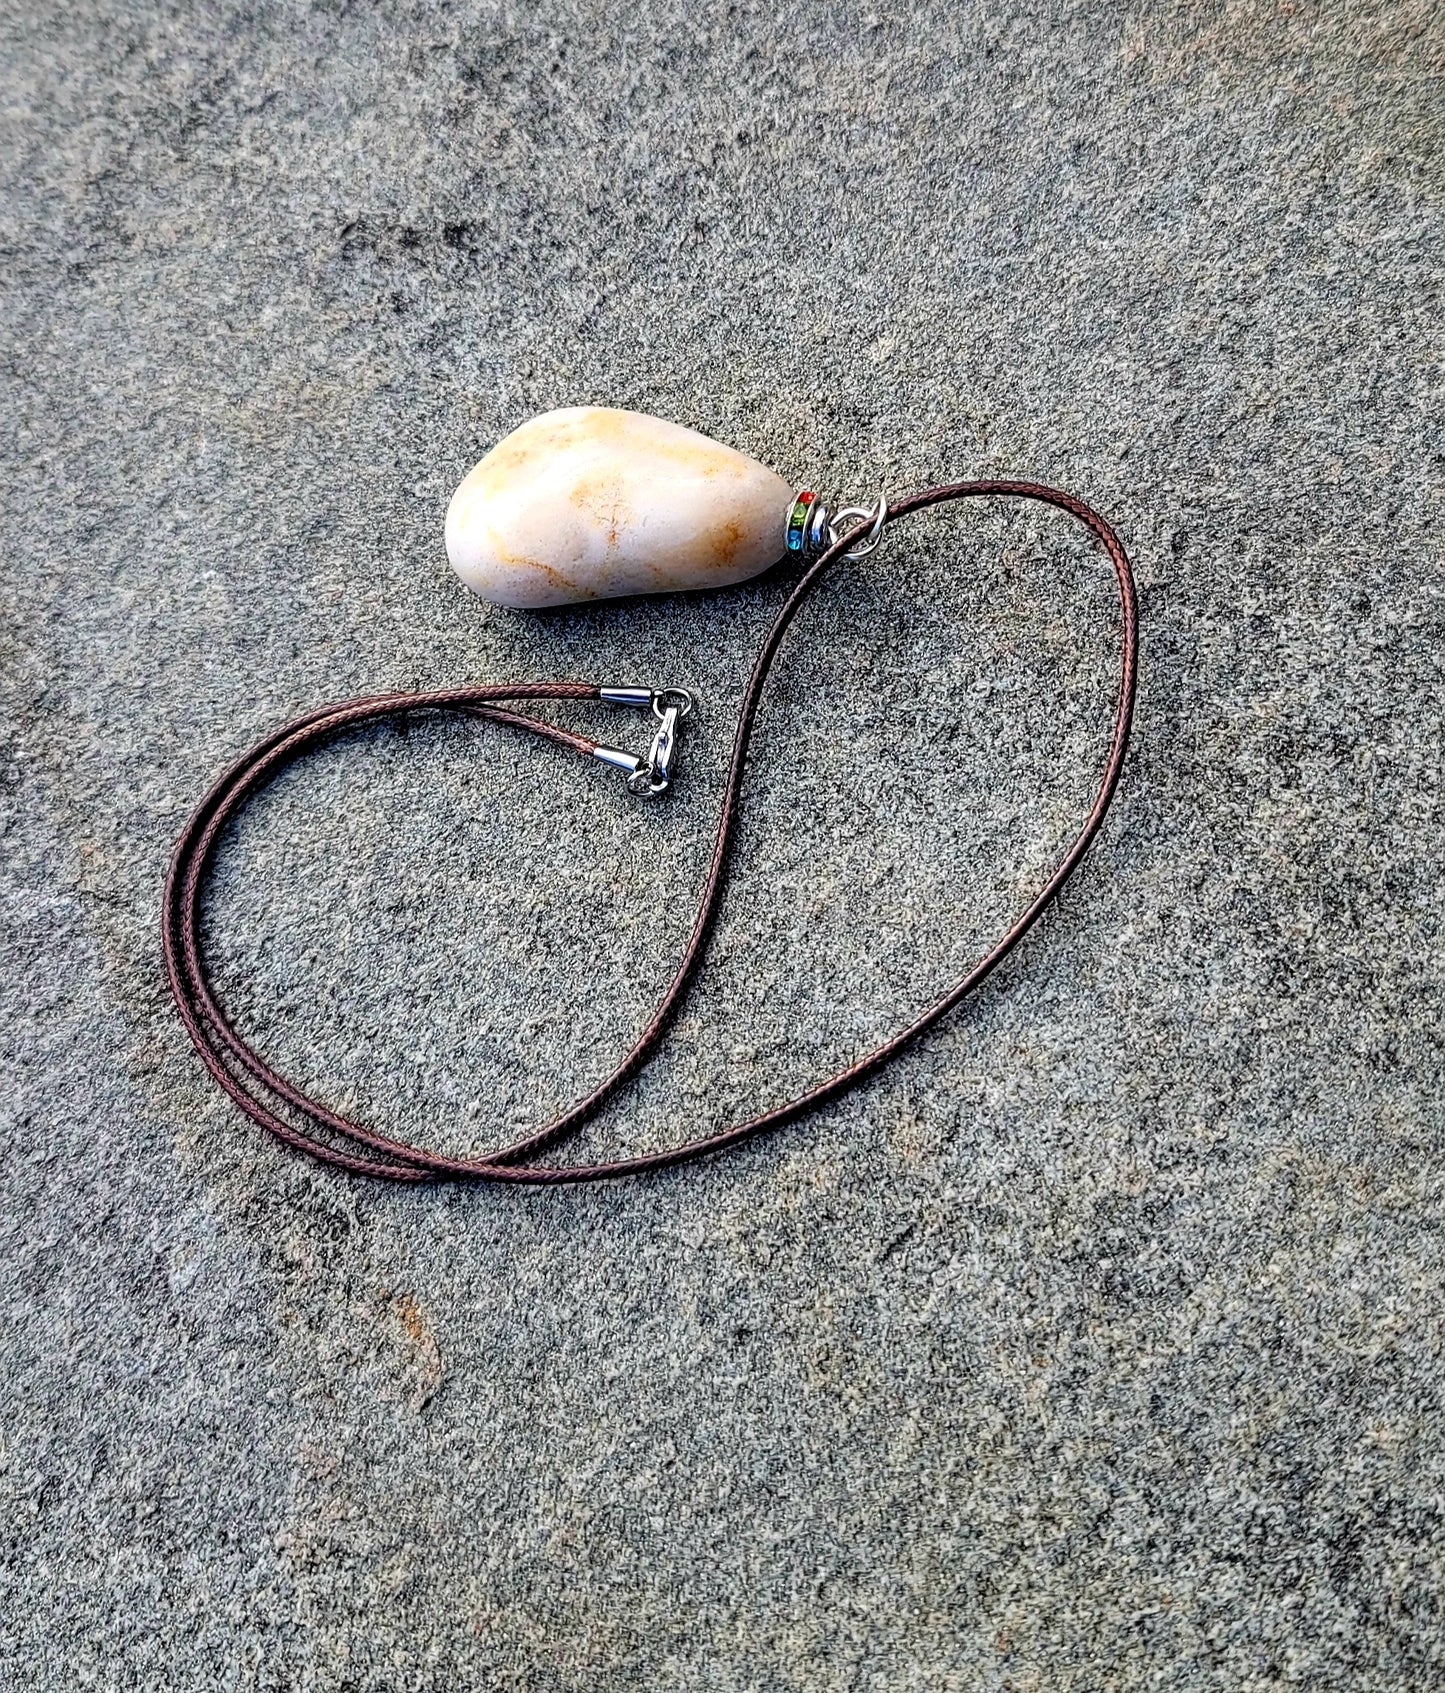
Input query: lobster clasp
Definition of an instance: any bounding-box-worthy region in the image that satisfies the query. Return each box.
[593,686,694,797]
[632,701,680,796]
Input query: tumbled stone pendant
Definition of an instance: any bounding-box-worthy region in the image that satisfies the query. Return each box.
[446,406,850,610]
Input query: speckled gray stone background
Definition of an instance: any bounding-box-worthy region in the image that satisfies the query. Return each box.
[2,0,1442,1687]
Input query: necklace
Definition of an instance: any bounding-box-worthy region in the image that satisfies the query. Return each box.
[162,422,1138,1185]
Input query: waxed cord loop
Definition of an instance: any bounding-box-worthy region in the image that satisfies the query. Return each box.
[161,481,1139,1183]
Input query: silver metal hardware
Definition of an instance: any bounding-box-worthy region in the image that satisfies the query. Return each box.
[593,685,695,796]
[785,489,889,561]
[828,491,888,559]
[632,703,679,796]
[592,744,646,777]
[650,687,694,721]
[784,494,833,557]
[806,500,831,554]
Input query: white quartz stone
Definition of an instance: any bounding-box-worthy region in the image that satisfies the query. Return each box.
[444,406,794,609]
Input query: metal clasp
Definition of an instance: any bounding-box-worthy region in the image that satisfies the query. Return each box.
[593,686,695,797]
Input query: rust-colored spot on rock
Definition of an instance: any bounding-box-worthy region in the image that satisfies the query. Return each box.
[395,1292,429,1346]
[703,516,746,570]
[389,1290,444,1411]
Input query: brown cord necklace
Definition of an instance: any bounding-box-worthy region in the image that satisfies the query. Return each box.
[163,430,1138,1185]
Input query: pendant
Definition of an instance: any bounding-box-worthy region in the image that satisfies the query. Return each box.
[444,406,875,610]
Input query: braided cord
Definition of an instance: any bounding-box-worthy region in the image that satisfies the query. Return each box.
[161,482,1138,1184]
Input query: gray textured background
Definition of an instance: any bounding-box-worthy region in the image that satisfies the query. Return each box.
[2,0,1442,1687]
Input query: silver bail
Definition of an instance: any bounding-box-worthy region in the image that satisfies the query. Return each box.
[784,488,888,560]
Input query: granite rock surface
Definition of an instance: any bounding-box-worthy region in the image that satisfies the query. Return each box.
[1,1,1442,1688]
